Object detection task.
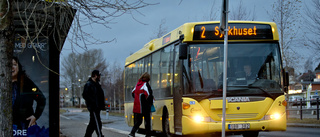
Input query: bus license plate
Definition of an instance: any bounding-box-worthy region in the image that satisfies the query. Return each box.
[228,123,250,130]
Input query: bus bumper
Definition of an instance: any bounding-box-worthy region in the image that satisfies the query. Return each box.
[181,114,286,135]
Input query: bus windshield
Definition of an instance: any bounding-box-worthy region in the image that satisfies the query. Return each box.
[183,43,283,97]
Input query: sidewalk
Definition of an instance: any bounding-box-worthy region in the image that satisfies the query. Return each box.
[60,108,320,137]
[60,108,145,137]
[60,115,145,137]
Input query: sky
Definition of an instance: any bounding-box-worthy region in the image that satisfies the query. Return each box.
[60,0,315,75]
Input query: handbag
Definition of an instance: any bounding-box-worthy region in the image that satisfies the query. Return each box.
[151,104,156,112]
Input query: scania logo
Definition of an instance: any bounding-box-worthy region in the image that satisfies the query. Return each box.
[226,97,250,102]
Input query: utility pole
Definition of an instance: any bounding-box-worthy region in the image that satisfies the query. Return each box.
[220,0,229,137]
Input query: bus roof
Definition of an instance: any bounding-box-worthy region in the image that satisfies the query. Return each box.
[125,21,279,66]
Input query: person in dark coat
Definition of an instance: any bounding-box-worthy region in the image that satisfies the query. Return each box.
[244,64,256,80]
[129,72,153,137]
[12,57,46,130]
[82,70,105,137]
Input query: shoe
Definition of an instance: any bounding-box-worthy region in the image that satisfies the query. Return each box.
[128,133,135,137]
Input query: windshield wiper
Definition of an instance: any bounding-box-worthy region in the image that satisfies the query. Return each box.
[199,85,275,100]
[198,70,204,89]
[200,90,220,100]
[247,85,274,99]
[182,65,191,84]
[226,85,275,99]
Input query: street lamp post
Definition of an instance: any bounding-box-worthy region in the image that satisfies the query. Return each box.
[78,79,81,109]
[63,88,68,107]
[114,88,116,111]
[72,83,75,107]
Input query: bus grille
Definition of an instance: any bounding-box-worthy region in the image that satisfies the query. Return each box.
[217,113,258,119]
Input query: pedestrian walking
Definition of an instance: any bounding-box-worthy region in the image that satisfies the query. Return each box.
[129,72,154,137]
[82,70,106,137]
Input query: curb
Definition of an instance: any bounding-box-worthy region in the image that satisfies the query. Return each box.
[287,123,320,128]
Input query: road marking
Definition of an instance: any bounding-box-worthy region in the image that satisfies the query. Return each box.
[84,123,145,137]
[60,115,70,120]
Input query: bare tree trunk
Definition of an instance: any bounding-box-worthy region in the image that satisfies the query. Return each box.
[268,0,302,68]
[0,0,14,136]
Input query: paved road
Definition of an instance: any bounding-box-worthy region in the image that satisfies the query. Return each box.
[60,112,135,137]
[60,109,320,137]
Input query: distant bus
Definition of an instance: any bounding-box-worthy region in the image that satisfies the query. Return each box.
[124,21,289,137]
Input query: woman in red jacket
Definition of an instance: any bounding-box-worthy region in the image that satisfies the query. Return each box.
[129,72,153,137]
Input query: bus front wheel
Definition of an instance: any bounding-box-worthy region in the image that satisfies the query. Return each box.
[162,111,171,137]
[242,131,259,137]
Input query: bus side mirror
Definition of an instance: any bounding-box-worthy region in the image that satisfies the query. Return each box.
[283,70,289,93]
[179,43,188,59]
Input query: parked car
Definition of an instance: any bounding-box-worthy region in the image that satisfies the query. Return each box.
[289,96,304,106]
[310,95,319,105]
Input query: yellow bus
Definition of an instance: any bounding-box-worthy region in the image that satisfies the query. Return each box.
[124,21,289,137]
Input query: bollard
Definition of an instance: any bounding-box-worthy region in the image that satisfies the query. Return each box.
[317,98,319,120]
[300,99,303,120]
[106,109,109,119]
[312,110,316,115]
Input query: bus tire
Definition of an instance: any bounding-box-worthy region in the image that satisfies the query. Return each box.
[162,109,171,137]
[242,131,259,137]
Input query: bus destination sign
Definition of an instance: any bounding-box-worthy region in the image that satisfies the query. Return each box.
[193,23,273,40]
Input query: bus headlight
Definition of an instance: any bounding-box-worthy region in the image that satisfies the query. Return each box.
[188,115,215,123]
[270,113,281,120]
[193,115,205,123]
[264,113,281,120]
